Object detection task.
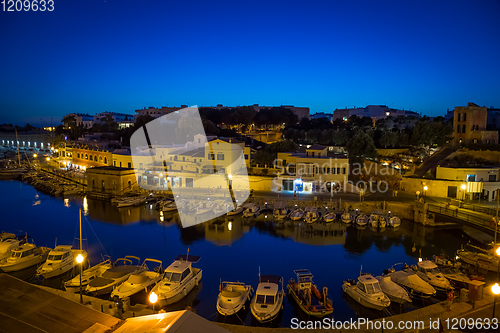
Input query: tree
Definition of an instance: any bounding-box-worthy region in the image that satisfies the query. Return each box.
[135,114,154,128]
[61,115,76,129]
[103,114,118,132]
[379,131,398,148]
[252,151,275,167]
[345,131,378,164]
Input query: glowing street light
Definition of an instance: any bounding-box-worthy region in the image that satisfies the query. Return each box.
[149,291,158,312]
[76,253,84,303]
[461,184,466,190]
[492,283,500,319]
[423,186,428,191]
[228,174,232,179]
[33,153,37,158]
[46,157,50,161]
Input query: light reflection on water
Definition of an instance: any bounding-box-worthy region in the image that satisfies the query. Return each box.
[0,180,476,327]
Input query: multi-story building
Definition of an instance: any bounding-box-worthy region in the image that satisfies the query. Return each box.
[275,144,349,193]
[333,105,419,122]
[94,111,134,129]
[63,113,94,128]
[452,103,498,146]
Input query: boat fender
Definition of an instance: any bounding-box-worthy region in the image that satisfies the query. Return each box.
[184,288,187,296]
[196,279,199,286]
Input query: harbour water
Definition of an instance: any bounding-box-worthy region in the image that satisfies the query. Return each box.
[0,180,481,327]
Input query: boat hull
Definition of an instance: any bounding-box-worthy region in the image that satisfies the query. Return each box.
[216,285,252,316]
[250,292,283,323]
[287,284,333,317]
[342,284,389,311]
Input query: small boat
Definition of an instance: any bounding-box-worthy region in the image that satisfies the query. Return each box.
[111,259,163,299]
[216,281,253,316]
[385,267,436,299]
[356,213,368,226]
[211,200,230,216]
[242,203,260,218]
[388,216,401,227]
[378,215,387,228]
[36,245,86,279]
[0,236,23,262]
[304,207,319,224]
[369,214,379,227]
[456,243,500,272]
[287,269,333,317]
[290,208,304,221]
[149,254,202,306]
[86,256,144,295]
[250,274,284,322]
[273,202,288,220]
[0,243,51,272]
[376,275,412,304]
[341,211,353,224]
[342,274,391,310]
[116,196,147,208]
[323,212,336,223]
[64,259,113,293]
[405,260,453,292]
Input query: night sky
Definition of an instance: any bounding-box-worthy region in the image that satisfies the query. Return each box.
[1,0,499,125]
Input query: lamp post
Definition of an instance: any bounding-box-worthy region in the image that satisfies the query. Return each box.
[149,291,158,313]
[462,184,466,202]
[76,253,84,303]
[423,186,428,197]
[492,283,500,319]
[496,246,500,280]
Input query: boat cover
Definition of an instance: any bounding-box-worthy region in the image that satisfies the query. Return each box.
[101,265,139,279]
[128,274,149,284]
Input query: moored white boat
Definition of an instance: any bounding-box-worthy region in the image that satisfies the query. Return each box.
[86,256,144,295]
[290,208,304,221]
[304,207,318,224]
[217,281,253,316]
[406,260,453,292]
[378,215,387,228]
[111,259,163,299]
[0,236,23,262]
[273,202,288,220]
[250,275,284,322]
[342,274,390,310]
[0,243,51,272]
[323,212,336,223]
[36,245,86,279]
[149,254,202,306]
[116,196,147,208]
[388,216,401,227]
[376,275,412,303]
[64,259,113,293]
[242,203,260,218]
[287,269,333,317]
[369,214,379,227]
[456,243,500,272]
[341,211,353,224]
[356,213,368,226]
[226,203,244,216]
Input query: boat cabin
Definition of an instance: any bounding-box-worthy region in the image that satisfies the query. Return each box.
[163,255,200,285]
[47,245,73,262]
[417,261,440,275]
[10,244,36,259]
[294,269,313,291]
[255,275,281,306]
[0,238,21,255]
[357,275,382,294]
[0,233,16,241]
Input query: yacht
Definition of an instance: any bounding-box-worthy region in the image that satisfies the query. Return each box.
[111,259,163,299]
[304,207,319,224]
[216,281,253,316]
[290,208,304,221]
[406,260,453,292]
[342,274,391,310]
[375,275,412,304]
[64,259,113,293]
[388,216,401,227]
[439,266,472,289]
[86,256,144,295]
[0,236,23,262]
[385,267,436,299]
[323,212,336,223]
[0,243,51,272]
[456,243,500,272]
[356,213,368,226]
[149,254,202,306]
[36,245,86,279]
[242,203,260,218]
[273,202,288,220]
[287,269,333,317]
[341,211,353,224]
[250,275,284,323]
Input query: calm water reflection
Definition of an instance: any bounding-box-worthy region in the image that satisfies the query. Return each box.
[0,180,478,327]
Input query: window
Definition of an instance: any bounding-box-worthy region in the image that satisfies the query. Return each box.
[217,153,224,160]
[357,282,366,293]
[94,155,98,161]
[186,178,193,187]
[85,154,88,160]
[209,153,215,160]
[77,153,80,158]
[256,294,266,304]
[265,295,275,304]
[128,181,131,188]
[342,167,346,174]
[114,161,116,166]
[99,156,103,162]
[181,268,190,281]
[244,154,248,160]
[462,124,465,133]
[120,162,122,167]
[104,157,107,164]
[183,157,185,161]
[128,162,131,168]
[463,113,466,121]
[489,175,496,182]
[140,163,143,169]
[337,168,341,174]
[457,125,461,133]
[467,174,476,182]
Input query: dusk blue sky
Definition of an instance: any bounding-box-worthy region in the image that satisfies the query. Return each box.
[1,0,499,125]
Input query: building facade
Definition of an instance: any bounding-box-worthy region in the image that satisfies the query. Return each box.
[333,105,419,122]
[452,102,498,146]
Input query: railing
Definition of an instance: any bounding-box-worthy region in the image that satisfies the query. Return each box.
[427,203,496,233]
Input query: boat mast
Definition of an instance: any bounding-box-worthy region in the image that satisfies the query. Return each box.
[79,208,82,252]
[495,189,499,245]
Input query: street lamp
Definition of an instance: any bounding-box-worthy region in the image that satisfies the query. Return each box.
[492,283,500,319]
[423,185,428,195]
[149,291,158,312]
[76,253,84,303]
[33,153,37,158]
